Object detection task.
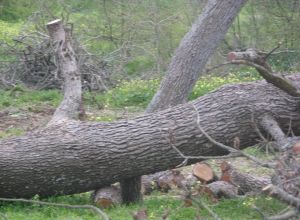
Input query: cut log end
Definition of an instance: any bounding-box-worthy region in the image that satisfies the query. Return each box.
[292,142,300,154]
[91,186,121,208]
[46,19,62,26]
[227,52,237,61]
[192,162,216,183]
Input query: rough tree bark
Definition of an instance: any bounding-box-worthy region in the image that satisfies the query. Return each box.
[46,19,82,125]
[147,0,248,112]
[1,77,300,198]
[121,0,248,204]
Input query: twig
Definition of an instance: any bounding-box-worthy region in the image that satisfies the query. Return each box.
[254,205,299,220]
[162,129,241,168]
[262,42,282,61]
[262,185,300,208]
[251,113,268,142]
[0,198,109,220]
[265,209,299,220]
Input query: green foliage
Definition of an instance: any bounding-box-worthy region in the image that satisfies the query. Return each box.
[0,20,21,41]
[0,73,260,117]
[93,72,260,109]
[0,0,37,21]
[125,56,154,76]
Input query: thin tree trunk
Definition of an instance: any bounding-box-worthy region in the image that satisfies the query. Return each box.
[46,19,82,125]
[0,77,300,198]
[147,0,248,112]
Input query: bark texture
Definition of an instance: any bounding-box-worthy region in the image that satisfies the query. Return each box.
[1,78,300,198]
[46,19,82,125]
[220,162,271,194]
[147,0,248,112]
[121,0,248,204]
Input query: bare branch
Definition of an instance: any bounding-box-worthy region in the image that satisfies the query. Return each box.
[263,184,300,208]
[162,128,241,168]
[266,209,299,220]
[262,42,282,61]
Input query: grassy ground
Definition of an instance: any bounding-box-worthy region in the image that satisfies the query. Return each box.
[0,74,289,220]
[0,193,286,220]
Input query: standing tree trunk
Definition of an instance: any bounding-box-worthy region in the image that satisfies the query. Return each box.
[147,0,248,112]
[46,19,82,125]
[121,0,248,204]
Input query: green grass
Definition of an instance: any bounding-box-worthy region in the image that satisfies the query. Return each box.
[0,72,260,111]
[0,127,24,139]
[0,88,62,109]
[91,71,260,109]
[0,193,286,220]
[0,20,21,42]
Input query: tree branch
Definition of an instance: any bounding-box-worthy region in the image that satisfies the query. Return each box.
[263,184,300,208]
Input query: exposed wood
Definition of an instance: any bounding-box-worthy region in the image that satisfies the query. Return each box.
[142,170,185,194]
[91,185,121,208]
[1,77,300,198]
[192,163,217,183]
[293,142,300,154]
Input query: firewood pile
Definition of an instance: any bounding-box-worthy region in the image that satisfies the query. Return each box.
[92,145,299,219]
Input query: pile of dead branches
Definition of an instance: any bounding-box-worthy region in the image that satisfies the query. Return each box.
[0,22,112,90]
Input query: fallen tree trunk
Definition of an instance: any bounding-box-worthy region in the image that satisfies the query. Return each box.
[1,77,300,198]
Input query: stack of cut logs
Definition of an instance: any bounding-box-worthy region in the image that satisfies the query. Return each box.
[91,161,272,208]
